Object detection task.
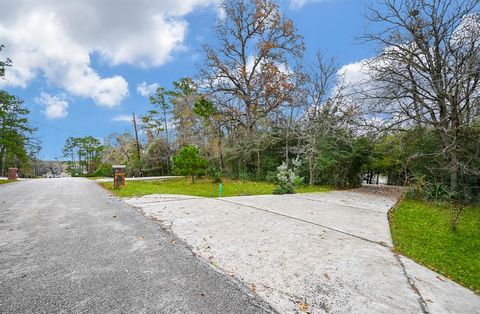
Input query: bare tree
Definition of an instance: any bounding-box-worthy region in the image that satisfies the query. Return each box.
[199,0,304,174]
[103,132,136,164]
[362,0,480,195]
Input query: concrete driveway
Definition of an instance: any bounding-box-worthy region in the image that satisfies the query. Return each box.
[125,191,480,314]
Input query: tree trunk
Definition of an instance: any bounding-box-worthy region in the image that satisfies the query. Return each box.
[163,107,170,171]
[218,135,224,171]
[285,131,289,166]
[308,153,314,185]
[450,146,458,197]
[438,125,459,197]
[256,149,261,179]
[0,147,4,177]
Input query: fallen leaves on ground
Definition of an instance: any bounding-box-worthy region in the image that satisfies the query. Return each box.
[299,302,310,313]
[208,256,217,266]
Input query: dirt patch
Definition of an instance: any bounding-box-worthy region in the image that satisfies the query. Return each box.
[352,184,406,198]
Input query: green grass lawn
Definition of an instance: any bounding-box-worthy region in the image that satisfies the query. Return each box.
[390,199,480,293]
[99,177,331,198]
[0,180,15,185]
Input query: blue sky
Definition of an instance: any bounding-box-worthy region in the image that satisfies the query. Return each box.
[0,0,375,160]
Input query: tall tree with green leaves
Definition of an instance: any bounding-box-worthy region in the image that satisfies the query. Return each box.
[169,77,202,148]
[149,87,171,148]
[63,136,103,175]
[144,77,203,172]
[0,45,37,176]
[141,110,164,143]
[0,91,36,176]
[194,96,225,170]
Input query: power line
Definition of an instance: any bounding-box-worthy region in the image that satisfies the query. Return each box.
[29,119,91,137]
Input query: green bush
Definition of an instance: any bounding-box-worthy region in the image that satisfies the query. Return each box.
[207,166,223,183]
[314,134,370,188]
[238,169,250,181]
[265,171,277,183]
[126,157,142,177]
[407,176,452,201]
[172,145,207,183]
[92,164,113,177]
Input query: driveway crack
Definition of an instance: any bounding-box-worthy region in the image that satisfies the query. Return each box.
[393,253,429,313]
[214,198,391,248]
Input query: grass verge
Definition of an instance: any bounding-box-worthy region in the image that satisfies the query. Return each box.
[0,180,14,185]
[389,199,480,293]
[99,177,331,198]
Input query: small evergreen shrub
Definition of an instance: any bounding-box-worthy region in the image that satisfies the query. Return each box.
[172,145,207,183]
[273,157,304,195]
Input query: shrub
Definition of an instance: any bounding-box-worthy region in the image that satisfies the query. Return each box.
[172,145,207,183]
[92,164,112,177]
[273,157,304,195]
[265,170,277,183]
[407,176,452,201]
[238,169,250,181]
[208,166,223,183]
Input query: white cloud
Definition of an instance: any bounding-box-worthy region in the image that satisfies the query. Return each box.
[137,81,160,97]
[288,0,329,10]
[112,114,133,123]
[0,0,217,106]
[337,61,371,88]
[35,92,69,119]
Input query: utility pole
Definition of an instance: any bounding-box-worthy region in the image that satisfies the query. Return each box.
[132,112,142,177]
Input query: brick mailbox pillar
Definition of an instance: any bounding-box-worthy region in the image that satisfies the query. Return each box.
[7,168,18,181]
[112,165,126,189]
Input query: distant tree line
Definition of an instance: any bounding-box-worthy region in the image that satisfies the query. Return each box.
[63,136,103,176]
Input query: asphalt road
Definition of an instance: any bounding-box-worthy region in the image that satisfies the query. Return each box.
[0,178,272,313]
